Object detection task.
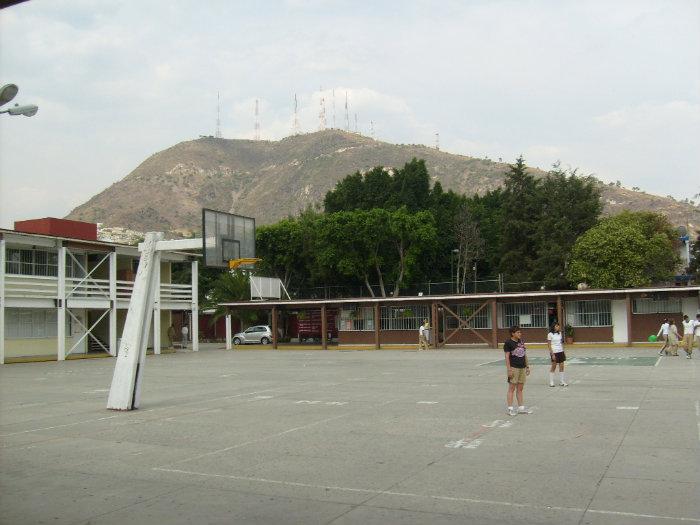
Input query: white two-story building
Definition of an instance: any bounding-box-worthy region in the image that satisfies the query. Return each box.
[0,218,198,364]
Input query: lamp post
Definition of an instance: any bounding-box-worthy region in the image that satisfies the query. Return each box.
[451,248,459,294]
[0,84,38,117]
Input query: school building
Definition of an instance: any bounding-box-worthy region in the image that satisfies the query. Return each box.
[220,286,700,349]
[0,218,199,364]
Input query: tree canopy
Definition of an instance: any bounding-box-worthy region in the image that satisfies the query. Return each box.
[567,211,680,288]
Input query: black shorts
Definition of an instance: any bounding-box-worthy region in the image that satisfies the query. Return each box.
[551,351,566,363]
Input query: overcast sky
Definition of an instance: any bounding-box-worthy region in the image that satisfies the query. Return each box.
[1,0,698,228]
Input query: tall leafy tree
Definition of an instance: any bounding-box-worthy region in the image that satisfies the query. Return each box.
[688,233,700,275]
[498,156,541,282]
[567,211,680,288]
[532,164,602,288]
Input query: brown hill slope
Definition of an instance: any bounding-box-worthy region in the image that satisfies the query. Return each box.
[67,130,699,236]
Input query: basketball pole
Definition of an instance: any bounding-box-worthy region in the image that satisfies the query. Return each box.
[107,232,163,410]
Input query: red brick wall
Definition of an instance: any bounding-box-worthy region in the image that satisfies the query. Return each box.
[570,326,613,342]
[14,218,98,241]
[631,313,682,342]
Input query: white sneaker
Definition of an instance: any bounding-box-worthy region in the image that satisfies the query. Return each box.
[686,355,691,359]
[658,350,664,356]
[549,382,555,387]
[560,382,568,387]
[507,407,517,416]
[517,406,531,414]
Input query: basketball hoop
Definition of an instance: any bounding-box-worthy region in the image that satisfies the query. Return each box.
[228,257,261,270]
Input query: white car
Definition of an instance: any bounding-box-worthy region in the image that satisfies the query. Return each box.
[233,325,273,345]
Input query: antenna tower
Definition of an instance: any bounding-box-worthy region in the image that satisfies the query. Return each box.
[344,92,349,131]
[215,92,222,139]
[354,113,358,133]
[293,93,300,135]
[254,99,260,140]
[332,89,336,129]
[370,120,375,139]
[435,132,440,151]
[319,96,326,131]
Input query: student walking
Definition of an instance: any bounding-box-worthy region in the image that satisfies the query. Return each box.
[504,326,531,416]
[657,319,670,356]
[682,315,694,359]
[667,319,679,356]
[547,322,567,387]
[181,324,189,350]
[694,314,700,357]
[418,319,430,351]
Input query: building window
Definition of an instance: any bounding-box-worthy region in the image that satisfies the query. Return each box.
[6,248,59,277]
[632,298,681,314]
[5,308,70,339]
[445,303,491,329]
[338,306,375,331]
[565,300,612,327]
[498,302,547,328]
[380,305,430,331]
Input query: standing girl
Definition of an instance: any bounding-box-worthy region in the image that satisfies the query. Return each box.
[667,319,679,356]
[547,323,567,387]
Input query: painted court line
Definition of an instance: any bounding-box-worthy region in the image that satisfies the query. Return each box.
[152,468,700,523]
[0,415,119,437]
[156,399,399,469]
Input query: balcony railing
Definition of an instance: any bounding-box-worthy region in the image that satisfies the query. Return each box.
[3,275,193,305]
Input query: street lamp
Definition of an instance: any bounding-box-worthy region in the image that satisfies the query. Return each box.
[0,83,38,117]
[451,248,459,294]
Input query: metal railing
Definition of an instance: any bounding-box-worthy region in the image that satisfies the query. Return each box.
[3,274,192,304]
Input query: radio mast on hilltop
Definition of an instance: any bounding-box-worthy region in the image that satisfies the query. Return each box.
[215,92,222,139]
[435,132,440,151]
[319,95,326,131]
[254,99,260,140]
[293,93,300,135]
[332,89,336,129]
[344,92,350,132]
[370,120,375,139]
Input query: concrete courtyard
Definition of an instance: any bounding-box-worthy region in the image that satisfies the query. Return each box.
[1,344,699,524]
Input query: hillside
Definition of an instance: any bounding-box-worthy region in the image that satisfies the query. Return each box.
[67,130,699,236]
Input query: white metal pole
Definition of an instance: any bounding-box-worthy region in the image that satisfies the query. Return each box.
[0,239,6,365]
[153,252,161,355]
[225,314,232,350]
[191,259,199,352]
[109,251,117,356]
[57,246,67,361]
[107,232,162,410]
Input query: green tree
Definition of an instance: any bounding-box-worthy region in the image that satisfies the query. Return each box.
[498,156,541,282]
[688,233,700,275]
[567,211,680,288]
[205,270,260,326]
[387,207,437,296]
[532,164,602,288]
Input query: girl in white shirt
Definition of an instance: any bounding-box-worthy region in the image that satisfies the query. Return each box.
[681,315,694,359]
[547,322,567,387]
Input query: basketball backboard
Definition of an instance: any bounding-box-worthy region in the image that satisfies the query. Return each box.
[202,209,256,268]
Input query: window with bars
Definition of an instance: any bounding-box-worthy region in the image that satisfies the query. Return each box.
[380,305,430,330]
[5,248,85,278]
[337,306,375,331]
[565,300,612,327]
[632,298,681,314]
[498,302,548,328]
[5,309,70,339]
[6,248,59,277]
[445,303,492,329]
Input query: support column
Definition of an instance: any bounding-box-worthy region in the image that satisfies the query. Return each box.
[153,253,161,355]
[490,298,498,349]
[626,294,633,347]
[0,239,5,365]
[271,306,278,349]
[321,305,327,350]
[109,252,117,356]
[57,246,67,361]
[374,303,380,350]
[225,315,232,350]
[431,302,439,349]
[556,295,563,328]
[191,259,199,352]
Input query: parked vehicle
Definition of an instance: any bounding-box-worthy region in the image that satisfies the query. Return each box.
[233,325,273,345]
